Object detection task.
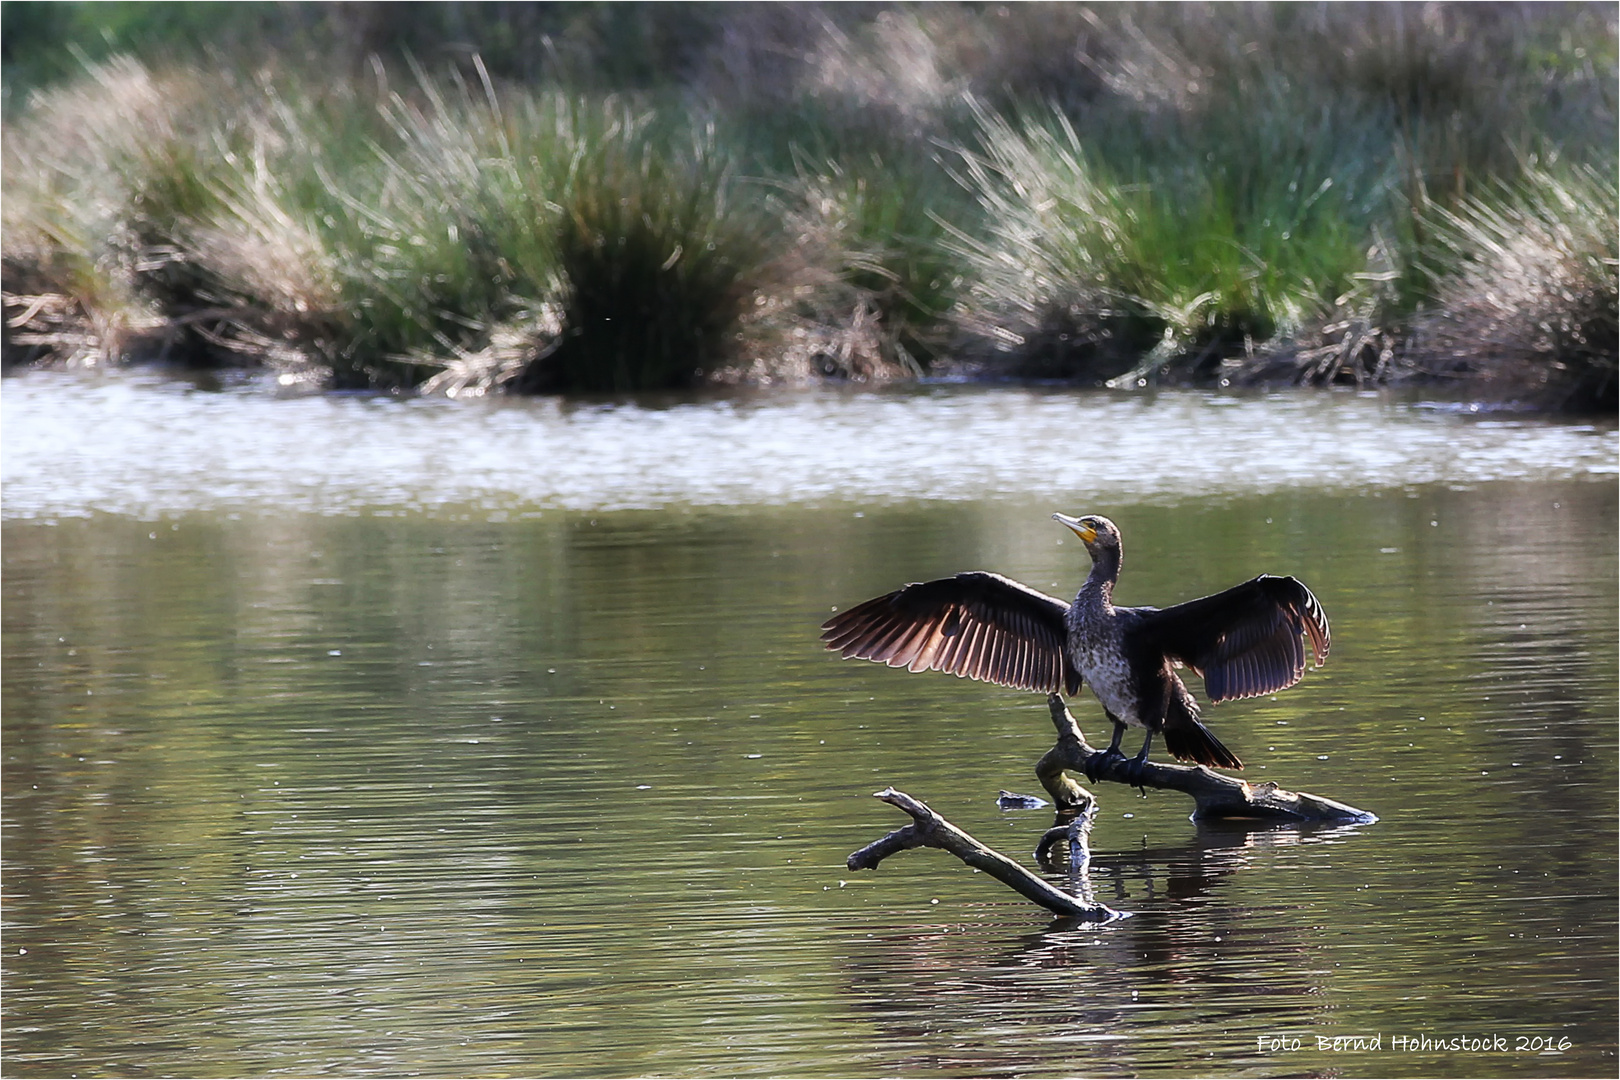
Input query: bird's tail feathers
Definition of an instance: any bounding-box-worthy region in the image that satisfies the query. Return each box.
[1163,717,1243,770]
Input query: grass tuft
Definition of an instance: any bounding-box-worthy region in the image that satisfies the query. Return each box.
[947,98,1391,385]
[778,148,965,377]
[1409,163,1618,411]
[523,108,775,393]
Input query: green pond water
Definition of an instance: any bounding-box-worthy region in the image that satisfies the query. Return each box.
[2,374,1616,1077]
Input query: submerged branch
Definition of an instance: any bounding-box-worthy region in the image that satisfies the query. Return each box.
[847,786,1123,921]
[1036,694,1377,823]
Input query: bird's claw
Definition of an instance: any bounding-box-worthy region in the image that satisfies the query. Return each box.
[1083,747,1125,784]
[1120,755,1150,795]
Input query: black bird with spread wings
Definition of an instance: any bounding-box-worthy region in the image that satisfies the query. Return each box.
[821,514,1330,776]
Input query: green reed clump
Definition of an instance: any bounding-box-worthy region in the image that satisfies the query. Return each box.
[938,3,1613,393]
[299,69,564,388]
[1,56,221,367]
[782,150,967,376]
[3,59,795,392]
[945,107,1161,382]
[1409,164,1617,411]
[520,108,777,393]
[949,97,1396,384]
[274,81,778,393]
[118,124,291,367]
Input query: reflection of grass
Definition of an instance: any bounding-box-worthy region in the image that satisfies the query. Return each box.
[2,4,1614,406]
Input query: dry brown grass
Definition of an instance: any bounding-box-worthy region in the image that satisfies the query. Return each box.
[1406,164,1617,411]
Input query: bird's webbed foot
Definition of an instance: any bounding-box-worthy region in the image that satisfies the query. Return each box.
[1119,732,1155,795]
[1118,753,1151,795]
[1083,719,1129,784]
[1083,746,1125,784]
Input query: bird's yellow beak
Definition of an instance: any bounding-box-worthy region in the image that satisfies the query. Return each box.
[1053,513,1095,542]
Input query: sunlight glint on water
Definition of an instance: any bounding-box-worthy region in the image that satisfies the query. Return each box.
[2,370,1615,518]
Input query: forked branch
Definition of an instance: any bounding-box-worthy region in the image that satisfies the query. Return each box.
[847,786,1123,921]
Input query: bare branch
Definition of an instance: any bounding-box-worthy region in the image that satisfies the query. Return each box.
[848,786,1124,921]
[1037,694,1378,823]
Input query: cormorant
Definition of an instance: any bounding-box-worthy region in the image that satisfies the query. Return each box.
[820,514,1330,777]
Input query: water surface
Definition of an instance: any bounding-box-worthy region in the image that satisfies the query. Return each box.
[3,369,1614,517]
[3,372,1615,1077]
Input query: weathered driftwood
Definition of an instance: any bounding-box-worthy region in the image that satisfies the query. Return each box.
[1035,694,1377,823]
[847,786,1124,921]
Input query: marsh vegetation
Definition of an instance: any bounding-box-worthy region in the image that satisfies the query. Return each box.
[3,2,1615,408]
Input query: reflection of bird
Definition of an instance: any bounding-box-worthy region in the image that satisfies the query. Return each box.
[821,513,1330,778]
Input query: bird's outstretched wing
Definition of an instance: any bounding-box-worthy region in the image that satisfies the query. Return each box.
[1131,575,1330,703]
[822,572,1081,695]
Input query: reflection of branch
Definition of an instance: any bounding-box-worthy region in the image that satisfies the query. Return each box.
[848,787,1123,921]
[1036,694,1378,823]
[1035,794,1102,907]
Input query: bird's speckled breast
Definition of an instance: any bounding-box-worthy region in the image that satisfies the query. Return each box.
[1066,603,1144,728]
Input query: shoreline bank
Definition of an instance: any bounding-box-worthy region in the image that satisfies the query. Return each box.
[4,6,1614,411]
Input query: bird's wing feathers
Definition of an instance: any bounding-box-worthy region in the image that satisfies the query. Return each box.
[1129,575,1330,703]
[821,572,1081,695]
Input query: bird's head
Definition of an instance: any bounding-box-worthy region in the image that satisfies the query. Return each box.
[1053,513,1120,559]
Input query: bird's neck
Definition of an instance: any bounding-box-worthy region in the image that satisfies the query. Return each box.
[1078,549,1120,614]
